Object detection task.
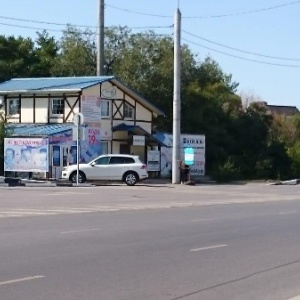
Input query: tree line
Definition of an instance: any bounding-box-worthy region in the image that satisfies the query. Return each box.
[0,25,300,181]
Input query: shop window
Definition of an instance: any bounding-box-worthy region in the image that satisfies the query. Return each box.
[101,141,109,154]
[124,102,134,119]
[8,99,20,115]
[51,98,64,115]
[101,100,110,118]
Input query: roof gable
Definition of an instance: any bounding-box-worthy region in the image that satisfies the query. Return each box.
[0,76,164,116]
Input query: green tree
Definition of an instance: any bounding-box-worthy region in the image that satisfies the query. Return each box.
[52,26,96,76]
[105,26,197,131]
[0,35,36,82]
[31,30,59,77]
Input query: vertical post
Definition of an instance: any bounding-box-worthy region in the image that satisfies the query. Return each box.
[97,0,105,75]
[172,8,181,184]
[76,117,80,185]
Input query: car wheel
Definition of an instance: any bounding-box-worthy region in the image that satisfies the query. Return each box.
[124,172,138,186]
[70,171,86,183]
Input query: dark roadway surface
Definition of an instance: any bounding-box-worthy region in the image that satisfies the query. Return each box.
[0,185,300,300]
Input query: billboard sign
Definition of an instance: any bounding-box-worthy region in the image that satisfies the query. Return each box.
[4,138,49,172]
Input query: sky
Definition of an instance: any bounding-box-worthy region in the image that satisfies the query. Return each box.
[1,0,300,107]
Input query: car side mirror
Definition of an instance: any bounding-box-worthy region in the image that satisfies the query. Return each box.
[91,162,96,167]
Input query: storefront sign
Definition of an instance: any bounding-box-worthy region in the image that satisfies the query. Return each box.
[147,150,160,171]
[4,138,49,172]
[133,135,145,146]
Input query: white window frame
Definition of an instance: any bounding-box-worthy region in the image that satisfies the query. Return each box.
[8,98,20,115]
[101,100,110,118]
[51,98,64,116]
[124,102,135,119]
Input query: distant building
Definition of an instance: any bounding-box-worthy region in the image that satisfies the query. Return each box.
[255,101,299,117]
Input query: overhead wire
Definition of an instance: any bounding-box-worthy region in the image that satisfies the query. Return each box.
[0,21,172,34]
[182,30,300,61]
[106,1,300,19]
[182,37,300,68]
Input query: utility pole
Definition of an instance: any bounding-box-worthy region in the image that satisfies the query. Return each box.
[172,8,181,184]
[97,0,105,75]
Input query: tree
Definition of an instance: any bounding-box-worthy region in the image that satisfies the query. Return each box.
[0,35,36,82]
[105,26,198,131]
[52,26,96,76]
[31,31,59,77]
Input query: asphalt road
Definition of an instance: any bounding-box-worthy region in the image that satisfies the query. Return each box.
[1,184,300,300]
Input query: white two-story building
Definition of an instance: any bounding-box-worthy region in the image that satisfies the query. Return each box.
[0,76,164,179]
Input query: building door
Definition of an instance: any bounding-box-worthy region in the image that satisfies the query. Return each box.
[120,144,130,154]
[51,145,71,179]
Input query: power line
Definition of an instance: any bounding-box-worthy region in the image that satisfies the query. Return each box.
[0,14,172,30]
[0,21,172,34]
[106,1,300,19]
[183,30,300,61]
[184,0,300,18]
[182,37,300,68]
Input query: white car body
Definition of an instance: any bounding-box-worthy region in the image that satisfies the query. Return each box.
[61,154,148,185]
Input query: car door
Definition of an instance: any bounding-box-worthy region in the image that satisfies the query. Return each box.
[88,156,110,180]
[108,156,127,180]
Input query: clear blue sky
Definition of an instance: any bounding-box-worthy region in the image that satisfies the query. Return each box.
[1,0,300,107]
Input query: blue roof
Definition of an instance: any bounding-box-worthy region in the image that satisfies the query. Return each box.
[112,123,167,146]
[0,76,114,92]
[5,123,73,136]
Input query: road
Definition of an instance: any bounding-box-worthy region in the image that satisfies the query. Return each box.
[0,184,300,299]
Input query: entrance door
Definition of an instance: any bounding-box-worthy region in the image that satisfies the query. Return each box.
[51,145,71,179]
[120,144,130,154]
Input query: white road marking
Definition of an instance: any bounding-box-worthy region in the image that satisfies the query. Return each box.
[279,211,298,215]
[61,228,102,234]
[190,244,228,252]
[0,276,44,286]
[287,295,300,300]
[43,192,93,196]
[191,218,215,222]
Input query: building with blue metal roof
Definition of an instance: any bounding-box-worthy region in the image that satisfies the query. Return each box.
[0,76,164,179]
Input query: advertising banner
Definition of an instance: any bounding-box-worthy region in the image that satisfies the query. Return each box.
[4,138,49,172]
[49,127,101,163]
[157,133,206,177]
[147,150,160,171]
[81,95,102,125]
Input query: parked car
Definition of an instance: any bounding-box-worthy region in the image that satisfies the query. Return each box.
[61,154,148,186]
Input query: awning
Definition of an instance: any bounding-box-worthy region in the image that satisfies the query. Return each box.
[112,123,167,146]
[5,123,73,137]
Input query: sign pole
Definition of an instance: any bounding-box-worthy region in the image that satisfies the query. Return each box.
[76,120,80,185]
[73,113,84,186]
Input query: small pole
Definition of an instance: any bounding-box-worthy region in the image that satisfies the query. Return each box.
[76,116,80,185]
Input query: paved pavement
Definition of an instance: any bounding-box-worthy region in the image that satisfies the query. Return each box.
[0,183,300,219]
[1,192,300,299]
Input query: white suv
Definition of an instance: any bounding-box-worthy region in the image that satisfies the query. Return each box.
[61,154,148,186]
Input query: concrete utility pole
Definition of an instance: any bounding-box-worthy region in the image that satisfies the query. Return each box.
[97,0,105,75]
[172,8,181,184]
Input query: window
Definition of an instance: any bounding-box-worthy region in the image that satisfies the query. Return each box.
[93,156,110,165]
[109,156,135,164]
[124,102,134,119]
[101,100,110,118]
[51,98,64,115]
[101,141,109,154]
[123,157,135,164]
[8,99,20,115]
